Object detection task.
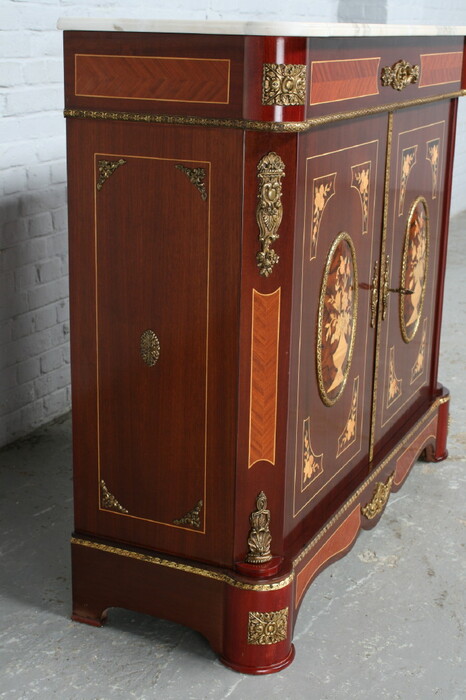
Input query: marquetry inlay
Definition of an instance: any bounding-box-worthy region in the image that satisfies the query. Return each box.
[317,232,358,407]
[248,289,281,468]
[75,53,231,104]
[302,417,324,488]
[310,173,336,261]
[398,146,417,216]
[337,376,359,457]
[400,197,429,343]
[419,51,463,87]
[351,162,371,234]
[386,346,402,407]
[310,57,380,105]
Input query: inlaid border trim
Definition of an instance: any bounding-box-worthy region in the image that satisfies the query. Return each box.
[64,90,466,133]
[94,152,211,532]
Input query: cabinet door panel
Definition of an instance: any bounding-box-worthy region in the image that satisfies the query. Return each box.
[373,102,450,453]
[286,115,386,527]
[67,120,243,565]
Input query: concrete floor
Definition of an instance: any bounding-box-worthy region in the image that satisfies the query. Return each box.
[0,212,465,699]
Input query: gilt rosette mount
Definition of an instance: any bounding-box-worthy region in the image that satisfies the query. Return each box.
[256,152,285,277]
[262,63,307,106]
[381,60,420,91]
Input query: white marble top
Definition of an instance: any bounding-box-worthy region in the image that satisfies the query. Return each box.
[57,18,466,37]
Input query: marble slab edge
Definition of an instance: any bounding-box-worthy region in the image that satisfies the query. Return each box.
[57,18,466,37]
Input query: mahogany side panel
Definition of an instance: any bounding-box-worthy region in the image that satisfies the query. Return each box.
[67,118,244,566]
[309,56,381,105]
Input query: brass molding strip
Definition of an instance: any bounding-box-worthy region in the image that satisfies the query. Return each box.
[369,111,394,462]
[64,91,466,133]
[71,537,294,591]
[293,393,449,567]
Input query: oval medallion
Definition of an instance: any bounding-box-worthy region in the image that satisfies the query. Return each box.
[317,232,358,407]
[400,196,429,343]
[140,329,160,367]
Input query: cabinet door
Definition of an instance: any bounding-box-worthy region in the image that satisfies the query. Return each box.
[372,102,451,454]
[286,115,386,526]
[67,119,243,566]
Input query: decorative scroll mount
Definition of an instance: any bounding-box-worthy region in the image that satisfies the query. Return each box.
[246,491,273,564]
[97,158,126,191]
[361,473,394,520]
[173,500,203,529]
[262,63,307,106]
[175,164,208,201]
[381,60,420,91]
[370,259,379,328]
[100,480,129,514]
[256,152,285,277]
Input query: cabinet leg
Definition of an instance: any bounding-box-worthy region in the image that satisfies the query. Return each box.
[72,608,108,628]
[423,398,449,462]
[220,568,295,674]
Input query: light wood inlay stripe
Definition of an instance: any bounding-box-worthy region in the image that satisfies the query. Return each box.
[75,53,231,104]
[419,52,463,87]
[248,288,281,468]
[310,58,380,105]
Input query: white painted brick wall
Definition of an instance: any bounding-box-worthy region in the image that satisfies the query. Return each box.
[1,0,465,448]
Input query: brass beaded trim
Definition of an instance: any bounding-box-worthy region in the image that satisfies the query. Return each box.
[71,537,294,592]
[64,90,465,133]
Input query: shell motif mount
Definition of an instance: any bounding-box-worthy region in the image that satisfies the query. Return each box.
[381,60,420,91]
[256,152,285,277]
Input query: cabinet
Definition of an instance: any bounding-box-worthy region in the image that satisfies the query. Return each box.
[61,20,465,674]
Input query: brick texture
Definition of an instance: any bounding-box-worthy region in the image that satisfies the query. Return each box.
[1,0,465,448]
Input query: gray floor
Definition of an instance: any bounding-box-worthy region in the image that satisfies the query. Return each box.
[1,213,465,700]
